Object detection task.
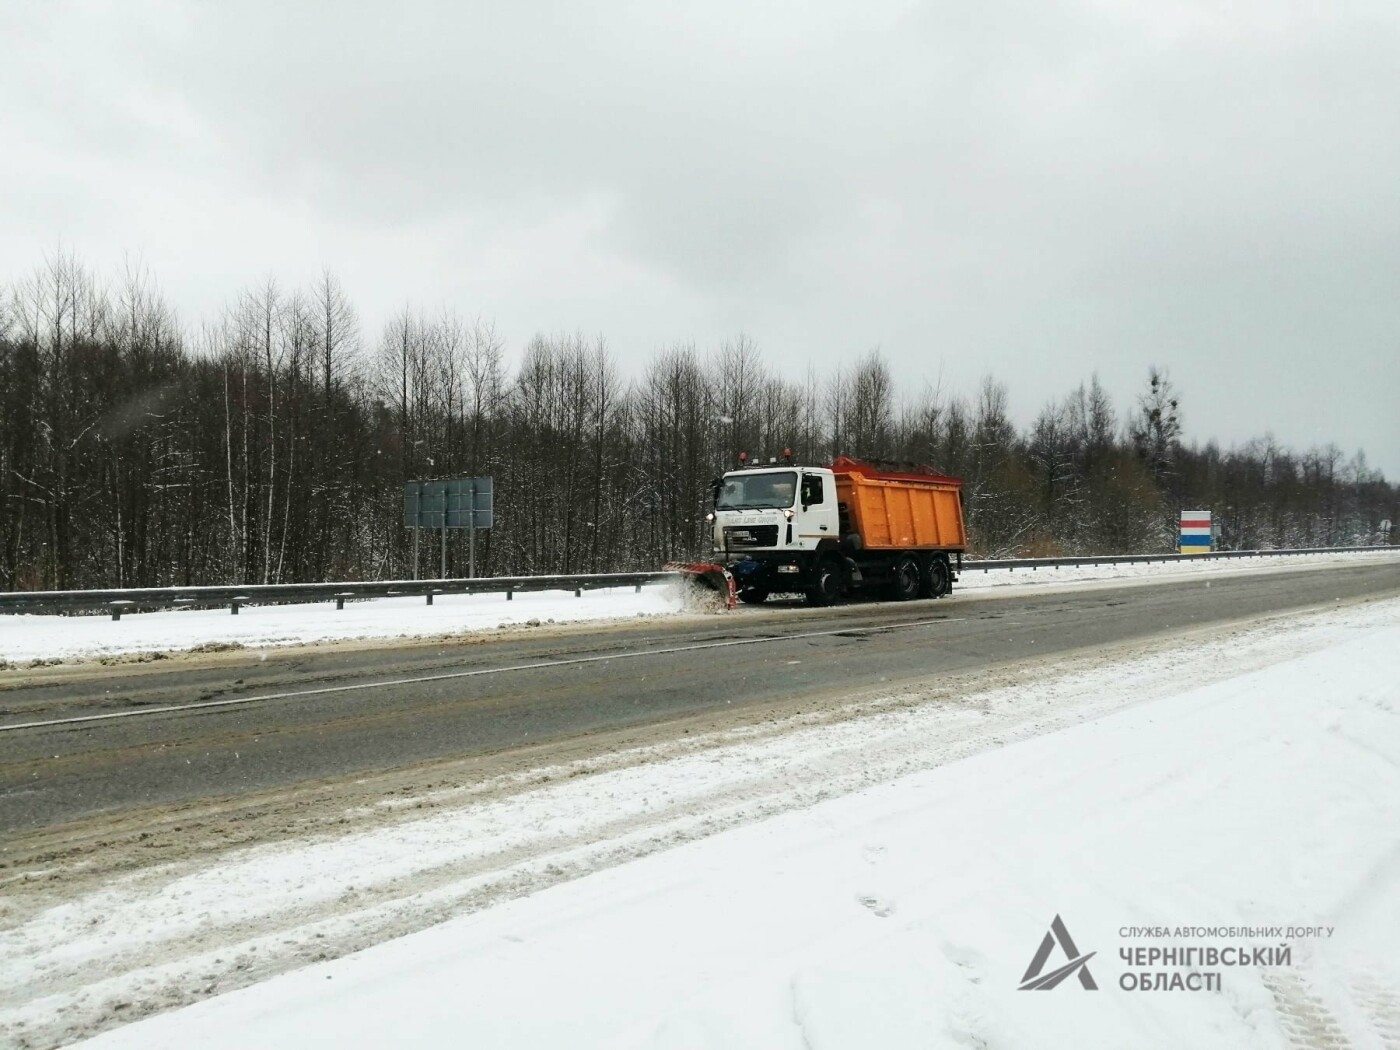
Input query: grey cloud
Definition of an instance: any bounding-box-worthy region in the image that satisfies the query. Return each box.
[1,0,1396,474]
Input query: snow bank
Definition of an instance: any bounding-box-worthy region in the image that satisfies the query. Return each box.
[2,548,1396,665]
[45,597,1400,1050]
[0,583,686,664]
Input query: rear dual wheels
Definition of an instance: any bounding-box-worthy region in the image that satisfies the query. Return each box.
[922,556,951,599]
[889,554,921,601]
[890,553,951,600]
[738,587,769,605]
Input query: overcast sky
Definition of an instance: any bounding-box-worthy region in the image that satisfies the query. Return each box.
[3,0,1397,477]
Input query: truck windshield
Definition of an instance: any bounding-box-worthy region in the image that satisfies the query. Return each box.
[716,471,798,510]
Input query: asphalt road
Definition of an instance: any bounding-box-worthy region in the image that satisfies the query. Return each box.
[3,561,1398,833]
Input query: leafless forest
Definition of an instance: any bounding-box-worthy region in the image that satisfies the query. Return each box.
[0,255,1394,590]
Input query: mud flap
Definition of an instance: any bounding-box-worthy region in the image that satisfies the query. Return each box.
[664,562,737,610]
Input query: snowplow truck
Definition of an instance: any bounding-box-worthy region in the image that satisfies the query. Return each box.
[709,455,967,606]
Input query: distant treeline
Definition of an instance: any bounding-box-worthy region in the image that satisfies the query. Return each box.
[0,255,1394,591]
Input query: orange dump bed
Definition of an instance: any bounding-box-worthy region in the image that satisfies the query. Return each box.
[831,457,966,551]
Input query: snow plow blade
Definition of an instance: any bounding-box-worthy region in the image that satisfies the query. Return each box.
[664,562,737,610]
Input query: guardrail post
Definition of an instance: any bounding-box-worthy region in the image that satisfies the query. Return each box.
[230,600,240,615]
[635,582,642,593]
[507,588,513,601]
[426,593,433,606]
[336,596,345,611]
[574,587,582,598]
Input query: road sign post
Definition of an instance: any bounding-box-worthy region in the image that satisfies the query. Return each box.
[408,487,420,579]
[403,477,494,579]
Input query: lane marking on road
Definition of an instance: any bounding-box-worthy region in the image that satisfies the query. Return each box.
[0,617,966,734]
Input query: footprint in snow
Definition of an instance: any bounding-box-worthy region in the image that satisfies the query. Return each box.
[857,895,894,918]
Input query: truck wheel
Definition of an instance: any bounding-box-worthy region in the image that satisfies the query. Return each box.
[804,556,844,607]
[890,554,920,601]
[924,556,951,598]
[738,588,769,605]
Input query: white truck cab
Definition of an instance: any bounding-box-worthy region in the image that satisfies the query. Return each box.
[712,466,839,555]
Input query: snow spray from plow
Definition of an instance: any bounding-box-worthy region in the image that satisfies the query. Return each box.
[664,563,737,610]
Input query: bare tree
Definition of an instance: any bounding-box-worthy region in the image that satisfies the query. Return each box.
[0,254,1392,589]
[1130,367,1182,485]
[848,349,894,459]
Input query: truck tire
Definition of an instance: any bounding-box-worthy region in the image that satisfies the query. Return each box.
[738,587,769,605]
[804,555,844,607]
[890,554,920,601]
[923,556,951,598]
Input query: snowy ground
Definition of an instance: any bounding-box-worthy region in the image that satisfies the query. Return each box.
[0,583,688,665]
[2,548,1397,665]
[2,593,1397,1048]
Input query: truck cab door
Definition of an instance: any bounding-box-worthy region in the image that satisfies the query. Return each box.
[798,471,839,548]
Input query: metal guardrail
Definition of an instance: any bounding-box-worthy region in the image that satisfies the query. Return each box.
[0,572,679,619]
[0,546,1393,619]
